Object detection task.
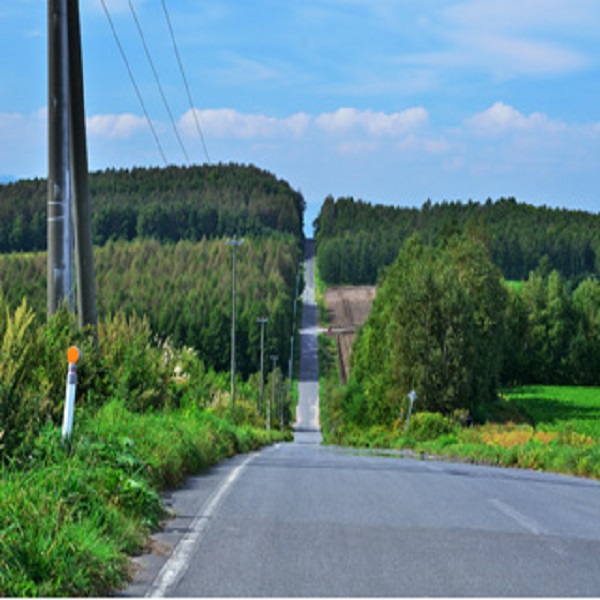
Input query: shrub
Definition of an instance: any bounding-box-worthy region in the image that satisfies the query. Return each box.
[408,412,456,441]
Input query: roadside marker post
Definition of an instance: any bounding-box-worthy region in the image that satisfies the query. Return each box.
[62,346,81,441]
[405,390,417,434]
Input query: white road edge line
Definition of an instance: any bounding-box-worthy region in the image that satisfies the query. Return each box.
[490,498,544,536]
[146,453,257,598]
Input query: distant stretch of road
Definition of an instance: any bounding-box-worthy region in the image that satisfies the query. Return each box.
[293,239,322,445]
[123,240,600,598]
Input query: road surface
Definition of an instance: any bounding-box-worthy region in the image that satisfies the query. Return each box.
[294,239,322,445]
[122,240,600,597]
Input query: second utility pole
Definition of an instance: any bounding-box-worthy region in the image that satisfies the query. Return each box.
[257,316,268,416]
[227,236,244,421]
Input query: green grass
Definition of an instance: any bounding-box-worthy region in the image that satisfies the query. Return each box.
[0,401,290,597]
[503,385,600,438]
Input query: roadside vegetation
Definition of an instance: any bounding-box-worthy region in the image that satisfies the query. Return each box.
[320,328,600,479]
[0,298,291,596]
[316,197,600,480]
[0,163,303,596]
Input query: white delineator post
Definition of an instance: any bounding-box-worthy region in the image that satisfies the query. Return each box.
[405,389,417,434]
[62,346,81,441]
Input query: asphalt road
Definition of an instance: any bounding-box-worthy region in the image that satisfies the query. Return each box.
[127,444,600,597]
[122,240,600,597]
[294,239,322,446]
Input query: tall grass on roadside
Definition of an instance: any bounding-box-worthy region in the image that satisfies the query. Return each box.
[1,400,290,597]
[0,287,292,597]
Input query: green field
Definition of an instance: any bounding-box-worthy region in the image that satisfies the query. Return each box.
[503,385,600,438]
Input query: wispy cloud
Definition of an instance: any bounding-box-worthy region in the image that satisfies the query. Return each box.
[426,0,597,78]
[87,113,147,139]
[443,0,600,32]
[315,107,429,137]
[179,109,310,140]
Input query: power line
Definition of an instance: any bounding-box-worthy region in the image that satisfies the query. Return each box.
[99,0,168,166]
[161,0,211,164]
[128,0,191,166]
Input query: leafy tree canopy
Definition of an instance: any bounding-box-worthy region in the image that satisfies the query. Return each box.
[349,235,507,423]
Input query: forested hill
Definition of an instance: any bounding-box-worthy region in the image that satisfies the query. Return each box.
[0,163,305,253]
[315,196,600,284]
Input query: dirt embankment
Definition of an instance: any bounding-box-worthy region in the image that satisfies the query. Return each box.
[324,286,375,384]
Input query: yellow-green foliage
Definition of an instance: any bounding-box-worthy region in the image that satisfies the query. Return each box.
[0,291,45,456]
[0,236,301,379]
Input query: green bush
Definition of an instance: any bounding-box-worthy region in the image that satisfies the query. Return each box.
[408,412,456,441]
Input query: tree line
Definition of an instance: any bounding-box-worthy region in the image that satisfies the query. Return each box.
[314,196,600,285]
[336,235,600,433]
[0,163,305,253]
[0,237,301,379]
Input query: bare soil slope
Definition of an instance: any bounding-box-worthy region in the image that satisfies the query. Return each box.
[324,286,375,384]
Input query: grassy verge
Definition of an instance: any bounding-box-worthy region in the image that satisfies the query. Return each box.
[319,368,600,479]
[0,401,290,597]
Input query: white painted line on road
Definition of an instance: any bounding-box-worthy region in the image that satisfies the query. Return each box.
[490,498,544,536]
[146,453,257,598]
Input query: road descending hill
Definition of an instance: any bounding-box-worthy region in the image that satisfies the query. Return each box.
[121,241,600,598]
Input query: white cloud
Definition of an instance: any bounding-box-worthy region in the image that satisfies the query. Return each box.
[315,107,428,137]
[180,109,311,140]
[87,113,147,139]
[466,102,563,136]
[459,34,586,77]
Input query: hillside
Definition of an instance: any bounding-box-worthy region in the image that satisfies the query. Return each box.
[0,237,300,379]
[0,163,305,253]
[314,196,600,285]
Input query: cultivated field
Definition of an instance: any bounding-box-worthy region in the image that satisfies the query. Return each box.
[324,286,375,383]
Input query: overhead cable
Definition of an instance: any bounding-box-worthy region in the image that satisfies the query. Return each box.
[161,0,211,164]
[128,0,191,166]
[99,0,168,166]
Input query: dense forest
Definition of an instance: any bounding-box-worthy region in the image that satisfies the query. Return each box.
[314,196,600,284]
[0,163,305,252]
[0,237,300,379]
[0,163,305,380]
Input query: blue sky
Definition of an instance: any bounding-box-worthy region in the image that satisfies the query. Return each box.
[2,0,600,234]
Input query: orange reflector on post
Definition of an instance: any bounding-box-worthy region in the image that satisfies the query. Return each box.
[67,346,81,365]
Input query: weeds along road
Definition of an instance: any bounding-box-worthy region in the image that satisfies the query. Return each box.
[123,240,600,598]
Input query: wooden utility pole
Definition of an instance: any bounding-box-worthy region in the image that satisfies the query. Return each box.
[48,0,97,334]
[48,0,74,314]
[67,0,98,334]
